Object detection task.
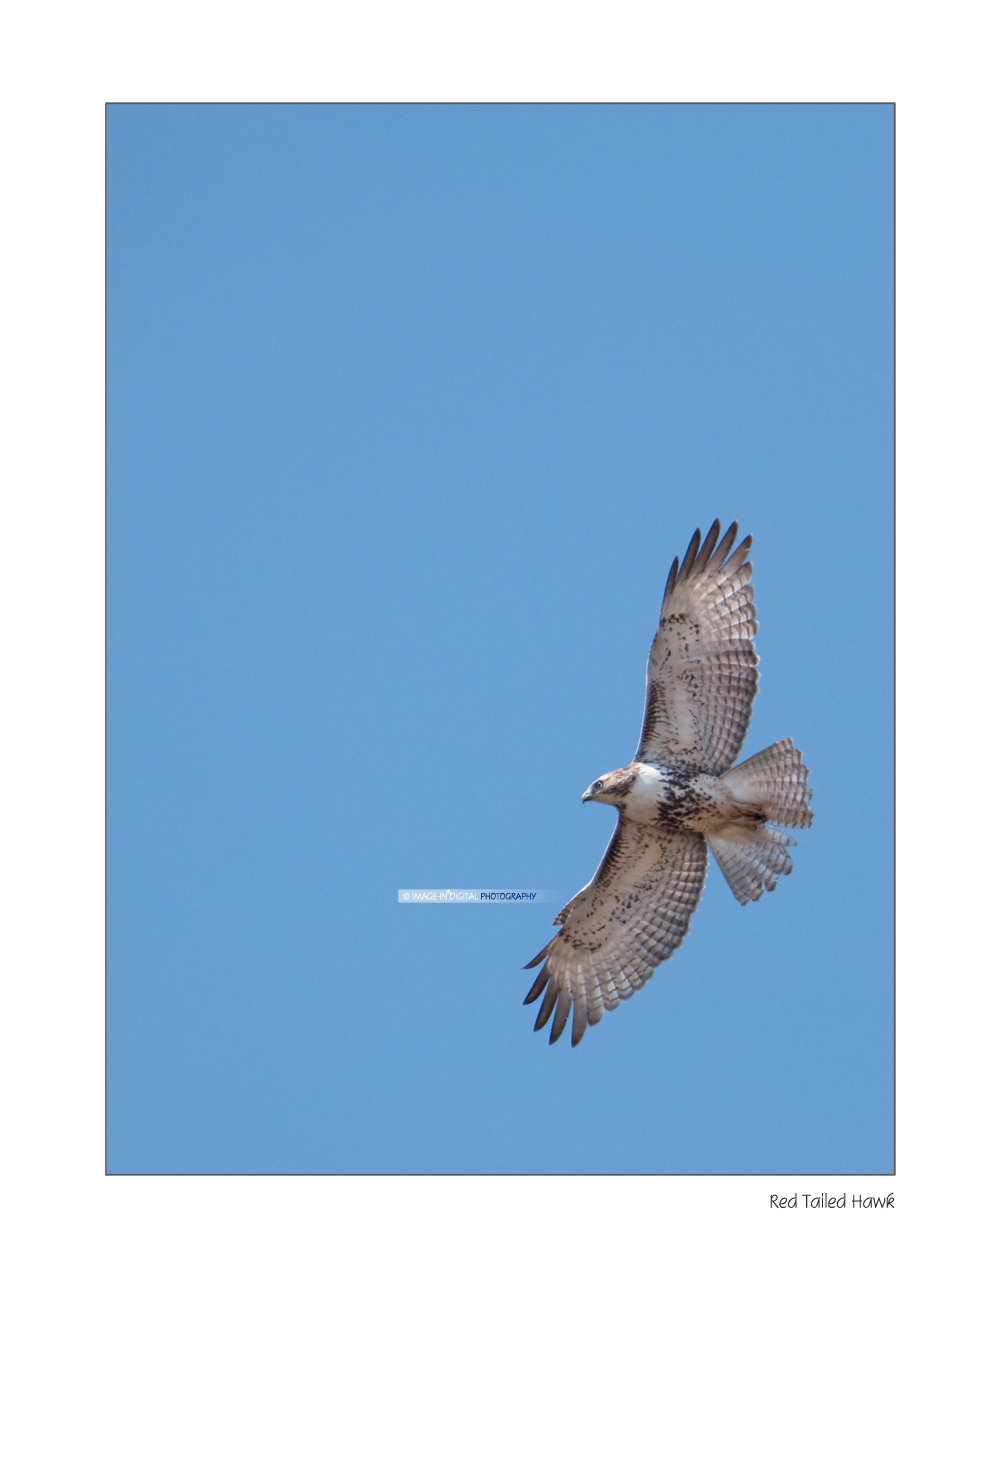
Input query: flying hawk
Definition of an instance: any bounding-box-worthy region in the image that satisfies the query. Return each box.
[524,519,812,1047]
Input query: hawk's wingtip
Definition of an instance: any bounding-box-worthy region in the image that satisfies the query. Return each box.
[523,968,549,1005]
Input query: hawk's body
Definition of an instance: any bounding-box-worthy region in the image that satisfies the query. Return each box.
[524,520,812,1047]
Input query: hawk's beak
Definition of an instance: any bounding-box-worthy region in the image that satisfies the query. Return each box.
[582,789,594,802]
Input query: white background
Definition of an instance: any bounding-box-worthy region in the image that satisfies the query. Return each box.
[3,2,995,1456]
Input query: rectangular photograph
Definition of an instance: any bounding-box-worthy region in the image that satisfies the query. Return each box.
[107,102,893,1174]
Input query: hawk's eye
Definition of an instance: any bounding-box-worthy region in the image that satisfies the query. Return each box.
[594,780,605,791]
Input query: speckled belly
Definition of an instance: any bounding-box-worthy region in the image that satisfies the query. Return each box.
[657,772,758,833]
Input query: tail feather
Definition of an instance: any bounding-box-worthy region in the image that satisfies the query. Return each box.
[708,824,797,906]
[721,737,812,829]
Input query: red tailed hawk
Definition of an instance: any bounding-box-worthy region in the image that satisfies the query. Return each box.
[524,520,812,1046]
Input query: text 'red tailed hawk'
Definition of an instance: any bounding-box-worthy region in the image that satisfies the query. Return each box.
[524,520,812,1047]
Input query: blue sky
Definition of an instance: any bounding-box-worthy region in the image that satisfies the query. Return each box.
[107,103,892,1174]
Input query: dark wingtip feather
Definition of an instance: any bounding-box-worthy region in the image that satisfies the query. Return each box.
[662,556,680,603]
[534,982,559,1032]
[721,531,753,575]
[678,528,701,580]
[524,939,553,969]
[549,989,572,1044]
[523,968,549,1004]
[707,520,739,572]
[571,1001,588,1047]
[695,519,721,571]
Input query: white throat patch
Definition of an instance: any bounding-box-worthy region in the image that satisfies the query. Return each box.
[625,763,669,821]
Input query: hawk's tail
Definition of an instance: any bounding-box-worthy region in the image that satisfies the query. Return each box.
[707,823,798,906]
[720,738,813,829]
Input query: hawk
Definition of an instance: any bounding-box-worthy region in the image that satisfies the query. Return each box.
[524,519,812,1047]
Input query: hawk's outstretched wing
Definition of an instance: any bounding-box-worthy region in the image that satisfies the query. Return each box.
[523,819,708,1046]
[634,520,758,775]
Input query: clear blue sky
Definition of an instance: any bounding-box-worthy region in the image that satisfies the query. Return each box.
[107,103,892,1174]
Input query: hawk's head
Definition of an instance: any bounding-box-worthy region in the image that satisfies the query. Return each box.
[582,766,637,805]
